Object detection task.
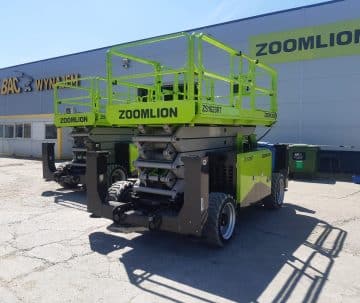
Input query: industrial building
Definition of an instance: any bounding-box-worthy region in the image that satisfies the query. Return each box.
[0,0,359,159]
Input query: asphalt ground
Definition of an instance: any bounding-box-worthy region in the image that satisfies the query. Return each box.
[0,157,359,303]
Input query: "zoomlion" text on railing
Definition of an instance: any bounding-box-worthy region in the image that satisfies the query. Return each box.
[60,116,88,124]
[119,107,178,119]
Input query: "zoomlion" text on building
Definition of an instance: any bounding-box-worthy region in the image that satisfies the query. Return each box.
[256,29,360,56]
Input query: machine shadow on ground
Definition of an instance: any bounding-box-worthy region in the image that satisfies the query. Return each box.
[88,203,346,303]
[41,187,87,211]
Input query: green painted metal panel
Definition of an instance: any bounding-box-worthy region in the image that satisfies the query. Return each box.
[106,101,196,125]
[106,101,276,127]
[236,149,272,205]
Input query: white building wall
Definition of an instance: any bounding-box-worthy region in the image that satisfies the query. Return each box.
[0,117,58,158]
[199,0,360,147]
[1,0,359,158]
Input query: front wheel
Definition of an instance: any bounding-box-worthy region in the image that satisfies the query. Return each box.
[203,193,237,247]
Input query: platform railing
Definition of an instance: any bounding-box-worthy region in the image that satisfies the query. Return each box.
[106,32,193,106]
[196,33,277,113]
[53,77,109,126]
[106,32,277,116]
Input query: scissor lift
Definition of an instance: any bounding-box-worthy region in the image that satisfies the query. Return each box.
[84,32,286,246]
[42,77,137,188]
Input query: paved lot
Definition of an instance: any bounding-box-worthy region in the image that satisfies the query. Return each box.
[0,157,359,303]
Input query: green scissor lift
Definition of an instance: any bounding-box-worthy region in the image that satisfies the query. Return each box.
[83,32,286,246]
[42,77,138,188]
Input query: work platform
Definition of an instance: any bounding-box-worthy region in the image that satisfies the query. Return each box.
[53,32,277,128]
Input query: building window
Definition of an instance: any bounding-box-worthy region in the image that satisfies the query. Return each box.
[0,125,3,138]
[45,124,57,139]
[15,124,23,138]
[24,124,31,138]
[5,125,14,138]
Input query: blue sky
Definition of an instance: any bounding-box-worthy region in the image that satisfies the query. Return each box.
[0,0,331,68]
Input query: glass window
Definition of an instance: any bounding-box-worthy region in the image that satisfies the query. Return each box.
[24,124,31,138]
[16,124,23,138]
[0,125,3,137]
[5,125,14,138]
[45,124,57,139]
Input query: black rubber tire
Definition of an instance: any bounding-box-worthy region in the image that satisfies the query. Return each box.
[59,181,78,189]
[264,173,285,209]
[203,192,237,247]
[107,181,133,202]
[55,164,78,189]
[109,166,127,184]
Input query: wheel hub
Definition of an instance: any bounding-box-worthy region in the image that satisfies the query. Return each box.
[219,202,236,240]
[221,213,229,227]
[111,168,126,183]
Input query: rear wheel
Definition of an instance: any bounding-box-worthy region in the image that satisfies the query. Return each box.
[59,180,78,189]
[55,164,79,189]
[110,166,127,184]
[264,173,285,209]
[203,192,237,247]
[107,180,133,202]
